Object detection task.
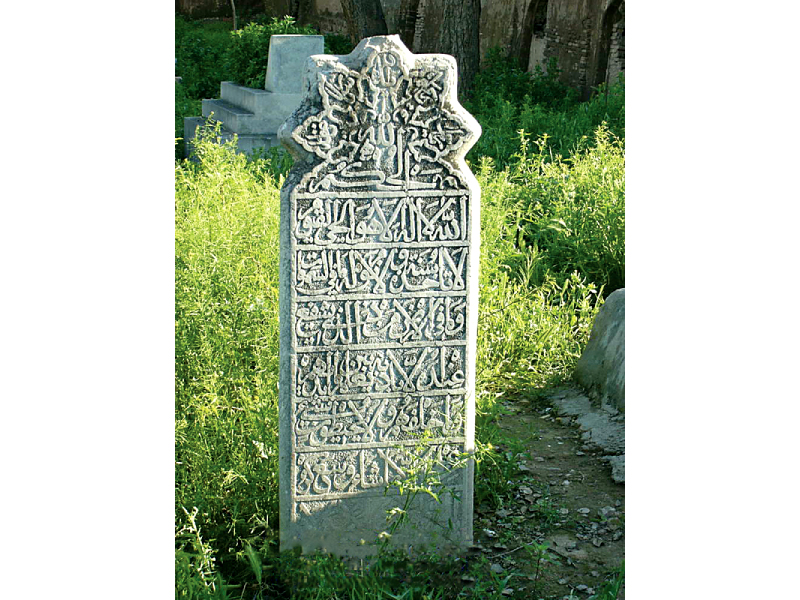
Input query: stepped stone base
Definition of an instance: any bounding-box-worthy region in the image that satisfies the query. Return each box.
[184,116,280,158]
[182,35,324,159]
[183,84,301,158]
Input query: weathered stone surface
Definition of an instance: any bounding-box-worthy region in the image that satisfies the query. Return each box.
[266,35,326,94]
[575,288,625,413]
[278,35,481,558]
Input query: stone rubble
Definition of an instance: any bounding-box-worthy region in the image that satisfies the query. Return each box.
[549,386,625,483]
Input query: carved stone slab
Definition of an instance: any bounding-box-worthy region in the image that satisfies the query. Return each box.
[278,35,481,558]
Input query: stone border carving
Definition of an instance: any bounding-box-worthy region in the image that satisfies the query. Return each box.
[279,35,481,558]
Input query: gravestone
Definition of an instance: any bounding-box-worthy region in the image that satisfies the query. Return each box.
[184,35,324,157]
[277,35,481,558]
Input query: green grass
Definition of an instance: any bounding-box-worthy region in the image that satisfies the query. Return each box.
[465,51,624,169]
[175,126,284,588]
[175,35,624,599]
[589,562,625,600]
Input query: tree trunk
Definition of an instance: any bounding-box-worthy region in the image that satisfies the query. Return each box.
[290,0,314,26]
[396,0,421,50]
[347,0,480,97]
[230,0,237,31]
[341,0,388,45]
[412,0,481,97]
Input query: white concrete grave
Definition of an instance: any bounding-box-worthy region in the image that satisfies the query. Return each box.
[184,35,324,157]
[277,35,482,559]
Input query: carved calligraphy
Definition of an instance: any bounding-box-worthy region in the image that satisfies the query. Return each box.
[295,347,466,397]
[294,193,469,245]
[295,245,468,295]
[278,35,481,557]
[295,296,466,347]
[295,393,466,447]
[295,443,464,500]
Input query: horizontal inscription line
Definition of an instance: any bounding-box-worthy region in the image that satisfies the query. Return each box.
[292,290,469,301]
[293,190,469,199]
[294,483,466,503]
[292,388,467,402]
[295,241,470,250]
[296,340,467,352]
[295,437,467,452]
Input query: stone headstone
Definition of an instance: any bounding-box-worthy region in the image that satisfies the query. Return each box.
[184,35,324,157]
[265,35,325,94]
[277,35,481,558]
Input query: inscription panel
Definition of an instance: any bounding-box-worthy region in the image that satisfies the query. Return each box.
[295,245,468,296]
[295,346,466,397]
[295,296,467,347]
[295,392,467,447]
[294,193,469,246]
[279,35,481,558]
[294,443,466,501]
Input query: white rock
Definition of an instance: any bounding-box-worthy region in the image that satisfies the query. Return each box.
[575,288,625,412]
[599,506,616,518]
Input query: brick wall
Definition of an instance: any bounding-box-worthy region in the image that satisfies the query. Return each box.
[479,0,625,97]
[606,4,625,85]
[542,0,600,91]
[479,0,530,61]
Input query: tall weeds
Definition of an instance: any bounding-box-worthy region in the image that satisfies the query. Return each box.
[466,50,624,168]
[176,108,622,595]
[176,126,283,596]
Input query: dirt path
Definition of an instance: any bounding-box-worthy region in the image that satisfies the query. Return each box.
[468,386,625,599]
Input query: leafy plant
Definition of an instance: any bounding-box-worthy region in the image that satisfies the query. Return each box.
[530,496,562,532]
[175,14,232,99]
[176,122,283,595]
[588,562,625,600]
[378,433,470,556]
[473,437,525,509]
[472,48,537,107]
[525,541,555,598]
[176,79,202,159]
[324,33,355,55]
[466,66,624,168]
[464,556,514,600]
[472,49,577,112]
[176,507,232,600]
